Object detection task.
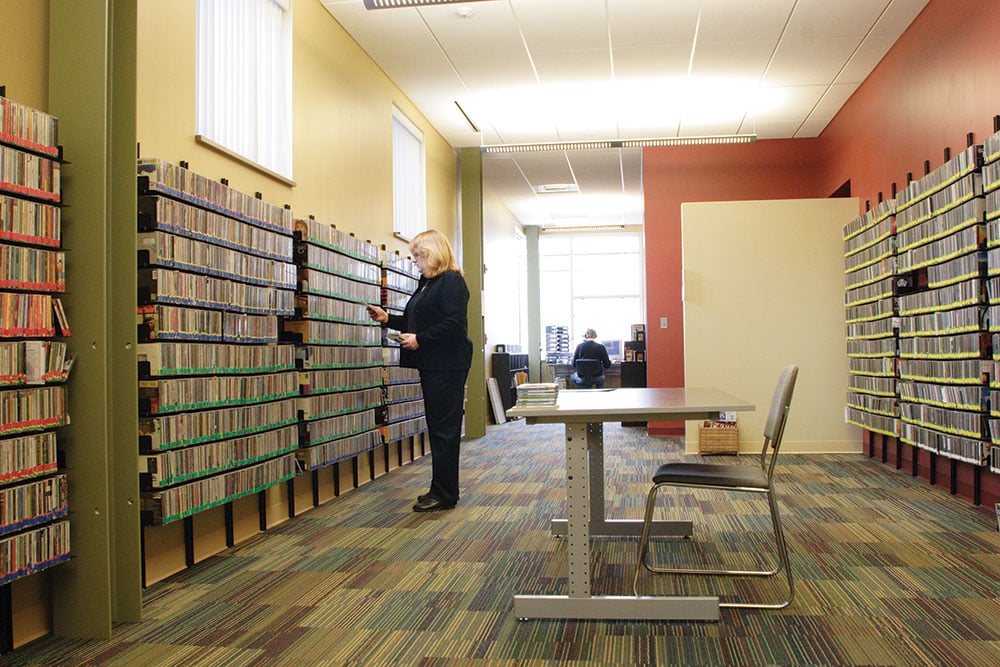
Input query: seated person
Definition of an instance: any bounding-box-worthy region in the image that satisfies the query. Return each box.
[570,328,612,388]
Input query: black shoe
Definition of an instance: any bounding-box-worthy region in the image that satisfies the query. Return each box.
[417,493,432,504]
[413,496,456,512]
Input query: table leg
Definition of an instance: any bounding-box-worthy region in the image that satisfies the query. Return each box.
[564,422,591,597]
[588,422,605,522]
[520,426,720,623]
[548,419,693,538]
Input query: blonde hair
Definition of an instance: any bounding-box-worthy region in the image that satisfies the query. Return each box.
[410,229,461,277]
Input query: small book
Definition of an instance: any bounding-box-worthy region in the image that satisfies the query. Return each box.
[24,340,48,385]
[53,297,71,336]
[62,352,77,378]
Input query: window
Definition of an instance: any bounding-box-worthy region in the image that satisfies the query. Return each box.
[392,109,426,241]
[539,230,644,353]
[196,0,293,180]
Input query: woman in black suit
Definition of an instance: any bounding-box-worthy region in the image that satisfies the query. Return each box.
[367,230,473,512]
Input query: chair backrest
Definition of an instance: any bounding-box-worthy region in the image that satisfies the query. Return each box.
[575,358,604,381]
[760,365,798,474]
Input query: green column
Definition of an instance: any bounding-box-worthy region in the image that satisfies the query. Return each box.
[48,0,141,636]
[460,147,486,439]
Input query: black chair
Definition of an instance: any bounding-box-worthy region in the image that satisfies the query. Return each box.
[633,364,798,609]
[572,358,605,388]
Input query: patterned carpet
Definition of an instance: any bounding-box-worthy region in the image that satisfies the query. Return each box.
[6,420,1000,666]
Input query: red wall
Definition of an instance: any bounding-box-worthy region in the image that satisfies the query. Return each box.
[820,0,1000,207]
[642,0,1000,505]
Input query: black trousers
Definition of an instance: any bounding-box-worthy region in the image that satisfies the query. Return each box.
[419,368,468,504]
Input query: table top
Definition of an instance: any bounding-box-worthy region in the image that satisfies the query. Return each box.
[506,387,754,424]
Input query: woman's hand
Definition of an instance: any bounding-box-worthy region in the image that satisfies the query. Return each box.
[366,304,388,324]
[399,333,419,350]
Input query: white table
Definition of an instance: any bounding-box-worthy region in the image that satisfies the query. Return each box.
[506,387,754,621]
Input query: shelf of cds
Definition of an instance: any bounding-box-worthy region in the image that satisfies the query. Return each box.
[283,218,384,495]
[135,158,299,527]
[0,93,71,595]
[983,130,1000,475]
[895,143,989,469]
[844,197,899,439]
[845,135,1000,502]
[380,250,427,461]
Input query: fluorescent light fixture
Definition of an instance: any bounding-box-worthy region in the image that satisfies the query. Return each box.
[534,184,579,194]
[481,134,757,154]
[363,0,490,9]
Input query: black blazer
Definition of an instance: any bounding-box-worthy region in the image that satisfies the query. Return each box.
[387,270,473,372]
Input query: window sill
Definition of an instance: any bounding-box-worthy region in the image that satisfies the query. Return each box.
[195,135,296,188]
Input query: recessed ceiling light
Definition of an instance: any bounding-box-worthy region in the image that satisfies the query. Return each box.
[455,7,475,18]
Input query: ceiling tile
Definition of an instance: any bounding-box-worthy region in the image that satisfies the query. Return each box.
[488,126,563,146]
[554,118,620,143]
[795,116,834,138]
[676,119,742,136]
[569,149,627,195]
[512,0,611,52]
[513,152,575,185]
[764,37,865,86]
[532,49,613,85]
[873,0,931,35]
[810,83,860,118]
[417,2,523,57]
[785,0,891,38]
[752,84,828,121]
[621,149,642,193]
[378,57,466,93]
[752,119,809,139]
[607,0,702,47]
[612,44,692,79]
[322,1,440,61]
[697,0,795,43]
[450,52,537,92]
[835,34,899,84]
[690,41,775,79]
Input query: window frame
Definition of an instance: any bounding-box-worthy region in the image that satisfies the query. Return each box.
[539,230,646,348]
[392,108,427,242]
[195,0,294,183]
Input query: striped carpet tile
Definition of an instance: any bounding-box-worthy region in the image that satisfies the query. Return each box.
[5,420,1000,666]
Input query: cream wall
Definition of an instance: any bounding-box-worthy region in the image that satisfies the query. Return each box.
[0,0,50,111]
[136,0,457,254]
[681,198,861,454]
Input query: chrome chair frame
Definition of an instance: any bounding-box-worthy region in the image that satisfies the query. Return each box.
[633,365,798,609]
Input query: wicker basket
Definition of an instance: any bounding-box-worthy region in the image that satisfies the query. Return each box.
[698,424,739,455]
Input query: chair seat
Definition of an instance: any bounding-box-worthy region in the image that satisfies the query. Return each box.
[652,462,768,490]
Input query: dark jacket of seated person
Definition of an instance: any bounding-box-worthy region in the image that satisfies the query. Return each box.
[571,337,611,388]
